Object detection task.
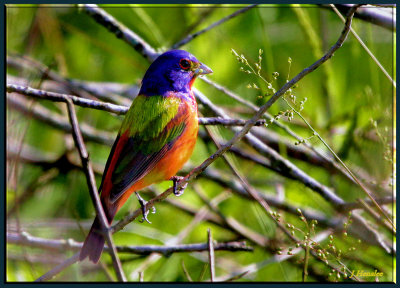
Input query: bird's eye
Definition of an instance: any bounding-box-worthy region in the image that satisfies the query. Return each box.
[179,59,191,70]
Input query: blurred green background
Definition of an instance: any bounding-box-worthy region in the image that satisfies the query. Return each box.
[6,4,395,282]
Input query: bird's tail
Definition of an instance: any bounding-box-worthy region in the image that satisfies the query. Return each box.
[79,216,106,263]
[80,202,117,264]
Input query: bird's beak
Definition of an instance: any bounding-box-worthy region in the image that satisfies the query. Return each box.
[194,62,213,75]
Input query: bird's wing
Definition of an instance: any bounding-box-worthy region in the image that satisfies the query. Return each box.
[99,94,187,203]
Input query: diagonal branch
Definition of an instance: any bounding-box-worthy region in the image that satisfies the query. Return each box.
[171,4,258,49]
[37,96,126,282]
[82,4,159,62]
[35,252,81,282]
[64,98,126,281]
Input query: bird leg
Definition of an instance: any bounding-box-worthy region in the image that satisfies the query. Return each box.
[135,192,155,224]
[170,176,187,196]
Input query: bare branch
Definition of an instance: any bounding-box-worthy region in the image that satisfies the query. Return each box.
[7,84,128,115]
[181,260,193,282]
[171,4,258,49]
[7,232,253,255]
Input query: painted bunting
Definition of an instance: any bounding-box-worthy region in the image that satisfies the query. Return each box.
[79,50,212,263]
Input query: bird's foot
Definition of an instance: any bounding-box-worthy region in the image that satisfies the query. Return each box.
[170,176,187,196]
[135,192,155,224]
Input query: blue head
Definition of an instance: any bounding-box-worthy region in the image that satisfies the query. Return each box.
[139,50,212,96]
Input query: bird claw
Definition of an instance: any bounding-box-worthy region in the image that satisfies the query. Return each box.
[170,176,187,196]
[135,192,152,224]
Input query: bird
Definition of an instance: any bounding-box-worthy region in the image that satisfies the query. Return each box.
[79,50,212,263]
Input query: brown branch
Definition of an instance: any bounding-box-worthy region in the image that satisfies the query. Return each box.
[171,4,258,49]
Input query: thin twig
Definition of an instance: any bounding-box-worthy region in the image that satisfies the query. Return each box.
[207,228,215,282]
[64,98,126,282]
[224,270,250,282]
[171,4,258,49]
[138,271,144,282]
[181,260,193,282]
[35,252,80,282]
[303,240,310,281]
